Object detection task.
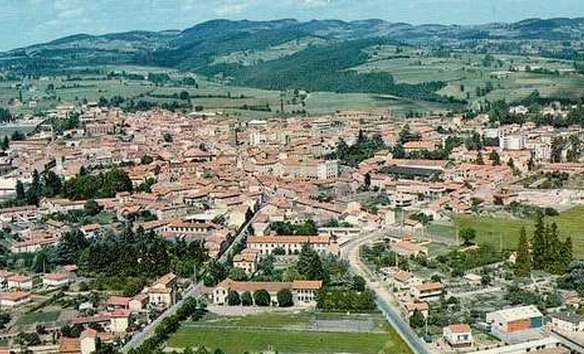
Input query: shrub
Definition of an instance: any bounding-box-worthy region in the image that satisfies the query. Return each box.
[253,289,271,306]
[277,289,293,307]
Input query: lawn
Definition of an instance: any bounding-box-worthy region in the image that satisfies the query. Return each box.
[431,205,584,257]
[167,312,411,354]
[16,311,60,326]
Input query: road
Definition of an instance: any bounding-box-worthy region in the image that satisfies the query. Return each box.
[343,230,431,354]
[122,197,270,353]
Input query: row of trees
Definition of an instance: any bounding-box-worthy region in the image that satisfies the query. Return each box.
[226,288,293,307]
[515,212,573,276]
[128,297,206,354]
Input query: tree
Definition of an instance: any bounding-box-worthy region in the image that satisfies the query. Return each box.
[140,155,154,165]
[15,180,25,201]
[277,289,293,307]
[179,91,190,100]
[352,275,366,291]
[458,227,476,246]
[296,244,325,281]
[531,211,547,270]
[227,290,241,306]
[241,291,253,306]
[515,227,531,277]
[409,309,425,328]
[0,312,10,329]
[475,151,484,165]
[42,170,62,197]
[227,267,247,281]
[363,172,371,190]
[0,136,9,150]
[545,222,561,273]
[253,289,271,306]
[26,169,42,205]
[507,157,515,170]
[488,150,501,165]
[55,229,90,265]
[560,236,574,272]
[15,332,41,347]
[84,199,102,216]
[162,132,173,143]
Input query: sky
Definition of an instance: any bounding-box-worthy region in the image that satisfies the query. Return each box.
[1,0,584,51]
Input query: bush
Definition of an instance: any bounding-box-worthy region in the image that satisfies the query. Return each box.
[253,289,271,306]
[241,291,253,306]
[277,289,293,307]
[227,290,241,306]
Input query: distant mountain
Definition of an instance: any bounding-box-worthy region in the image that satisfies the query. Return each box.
[2,17,583,97]
[5,17,584,62]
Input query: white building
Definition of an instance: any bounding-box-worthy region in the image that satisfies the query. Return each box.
[7,275,33,290]
[551,312,584,332]
[0,291,31,307]
[486,305,544,343]
[443,324,473,348]
[42,273,71,288]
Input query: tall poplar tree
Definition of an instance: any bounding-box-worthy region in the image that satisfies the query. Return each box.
[531,211,547,270]
[515,227,531,277]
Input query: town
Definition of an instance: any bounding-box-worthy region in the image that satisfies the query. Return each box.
[0,93,579,354]
[1,3,584,353]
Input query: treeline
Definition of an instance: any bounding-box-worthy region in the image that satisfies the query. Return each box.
[97,96,192,113]
[515,212,573,276]
[11,167,133,207]
[56,227,208,280]
[62,167,133,200]
[326,130,386,167]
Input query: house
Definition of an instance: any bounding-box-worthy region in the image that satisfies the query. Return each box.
[486,305,544,343]
[551,312,584,332]
[106,296,130,310]
[233,249,259,274]
[109,309,130,333]
[129,294,149,312]
[443,324,473,348]
[0,291,31,307]
[148,287,174,308]
[247,235,339,256]
[390,240,428,257]
[7,275,33,290]
[43,273,71,288]
[410,282,444,300]
[392,270,416,290]
[212,278,322,306]
[404,302,429,318]
[292,280,323,305]
[80,329,98,354]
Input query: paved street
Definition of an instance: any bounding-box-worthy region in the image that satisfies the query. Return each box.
[343,230,431,354]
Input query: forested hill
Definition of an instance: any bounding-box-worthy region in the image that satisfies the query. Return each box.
[2,17,583,99]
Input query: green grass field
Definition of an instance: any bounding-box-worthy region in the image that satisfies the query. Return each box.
[16,311,60,326]
[167,312,411,354]
[429,206,584,257]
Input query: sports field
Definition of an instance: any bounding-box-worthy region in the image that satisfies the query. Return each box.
[167,311,411,354]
